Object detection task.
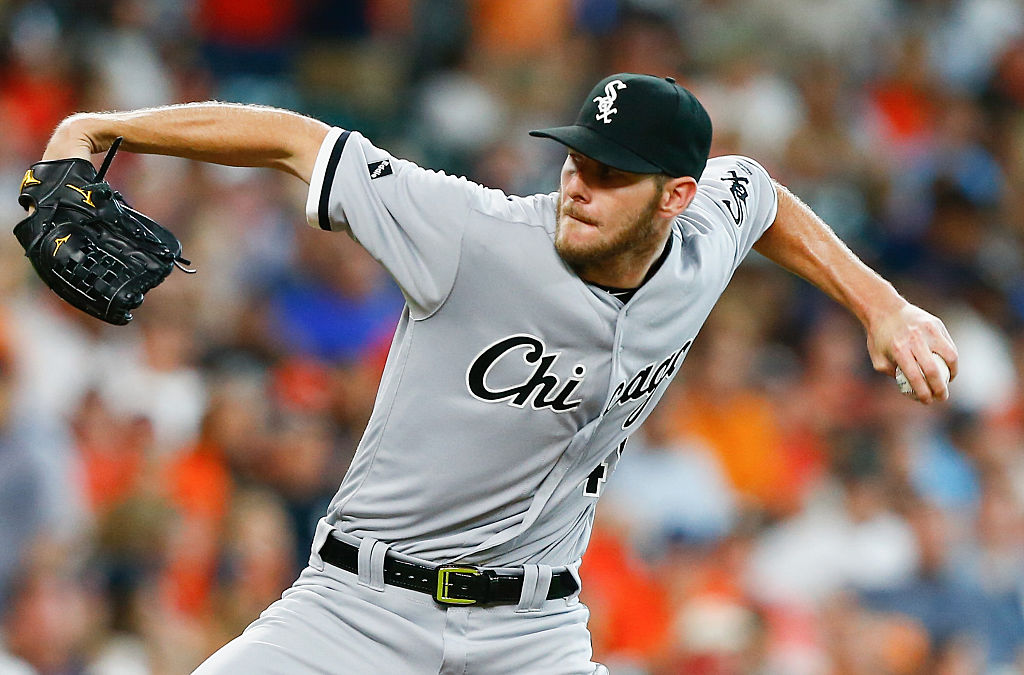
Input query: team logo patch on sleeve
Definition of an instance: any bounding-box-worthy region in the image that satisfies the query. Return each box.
[720,169,750,226]
[367,159,393,179]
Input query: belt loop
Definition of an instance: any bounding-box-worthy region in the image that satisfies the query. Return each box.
[534,565,553,609]
[308,518,331,572]
[564,562,583,605]
[516,565,539,612]
[357,537,387,591]
[516,564,552,612]
[368,540,389,591]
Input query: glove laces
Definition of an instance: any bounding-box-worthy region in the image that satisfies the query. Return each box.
[89,136,197,274]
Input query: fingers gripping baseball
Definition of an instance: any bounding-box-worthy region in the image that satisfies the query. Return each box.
[867,303,958,404]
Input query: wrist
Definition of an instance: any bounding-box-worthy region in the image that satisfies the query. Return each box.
[42,114,111,161]
[859,281,908,331]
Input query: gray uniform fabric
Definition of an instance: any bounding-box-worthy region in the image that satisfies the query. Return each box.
[196,533,598,675]
[194,127,777,674]
[308,128,776,567]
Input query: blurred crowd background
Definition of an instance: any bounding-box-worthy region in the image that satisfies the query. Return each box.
[0,0,1022,673]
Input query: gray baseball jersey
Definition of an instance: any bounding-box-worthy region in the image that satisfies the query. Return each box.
[304,127,777,568]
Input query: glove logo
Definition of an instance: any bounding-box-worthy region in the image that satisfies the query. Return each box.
[65,184,96,207]
[20,170,41,192]
[52,234,71,256]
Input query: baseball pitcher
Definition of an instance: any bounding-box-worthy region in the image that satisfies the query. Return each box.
[32,73,957,674]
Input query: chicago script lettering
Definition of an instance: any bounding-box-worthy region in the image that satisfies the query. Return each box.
[466,334,586,413]
[604,341,691,428]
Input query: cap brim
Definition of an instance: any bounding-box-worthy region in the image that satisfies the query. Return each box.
[529,125,663,175]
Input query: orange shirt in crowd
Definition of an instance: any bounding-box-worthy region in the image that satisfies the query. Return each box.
[581,528,671,663]
[164,441,233,525]
[160,442,233,617]
[79,441,144,514]
[671,392,787,513]
[471,0,571,55]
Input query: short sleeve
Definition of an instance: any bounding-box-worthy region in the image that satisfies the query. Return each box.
[698,155,778,270]
[305,128,478,319]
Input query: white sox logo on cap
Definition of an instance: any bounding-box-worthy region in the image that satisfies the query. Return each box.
[531,72,712,177]
[593,80,626,124]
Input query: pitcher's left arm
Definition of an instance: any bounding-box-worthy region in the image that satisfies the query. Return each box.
[753,181,957,403]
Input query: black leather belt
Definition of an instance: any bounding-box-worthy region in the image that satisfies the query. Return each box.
[318,536,579,606]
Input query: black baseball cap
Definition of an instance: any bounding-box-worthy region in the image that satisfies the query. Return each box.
[530,73,712,179]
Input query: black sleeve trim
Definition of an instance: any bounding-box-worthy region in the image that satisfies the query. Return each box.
[317,130,351,231]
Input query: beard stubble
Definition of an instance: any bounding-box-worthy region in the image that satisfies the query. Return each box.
[555,186,664,275]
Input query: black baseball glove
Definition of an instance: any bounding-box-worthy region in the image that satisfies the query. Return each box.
[14,138,195,325]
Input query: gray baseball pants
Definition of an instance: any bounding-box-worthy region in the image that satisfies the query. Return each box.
[192,528,607,674]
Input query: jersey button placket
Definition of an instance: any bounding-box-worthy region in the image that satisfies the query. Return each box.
[617,310,627,355]
[605,313,627,416]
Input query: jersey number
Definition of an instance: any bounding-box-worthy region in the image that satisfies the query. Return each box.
[582,438,627,497]
[583,462,609,497]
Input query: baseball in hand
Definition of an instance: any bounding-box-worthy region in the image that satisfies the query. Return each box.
[895,353,950,398]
